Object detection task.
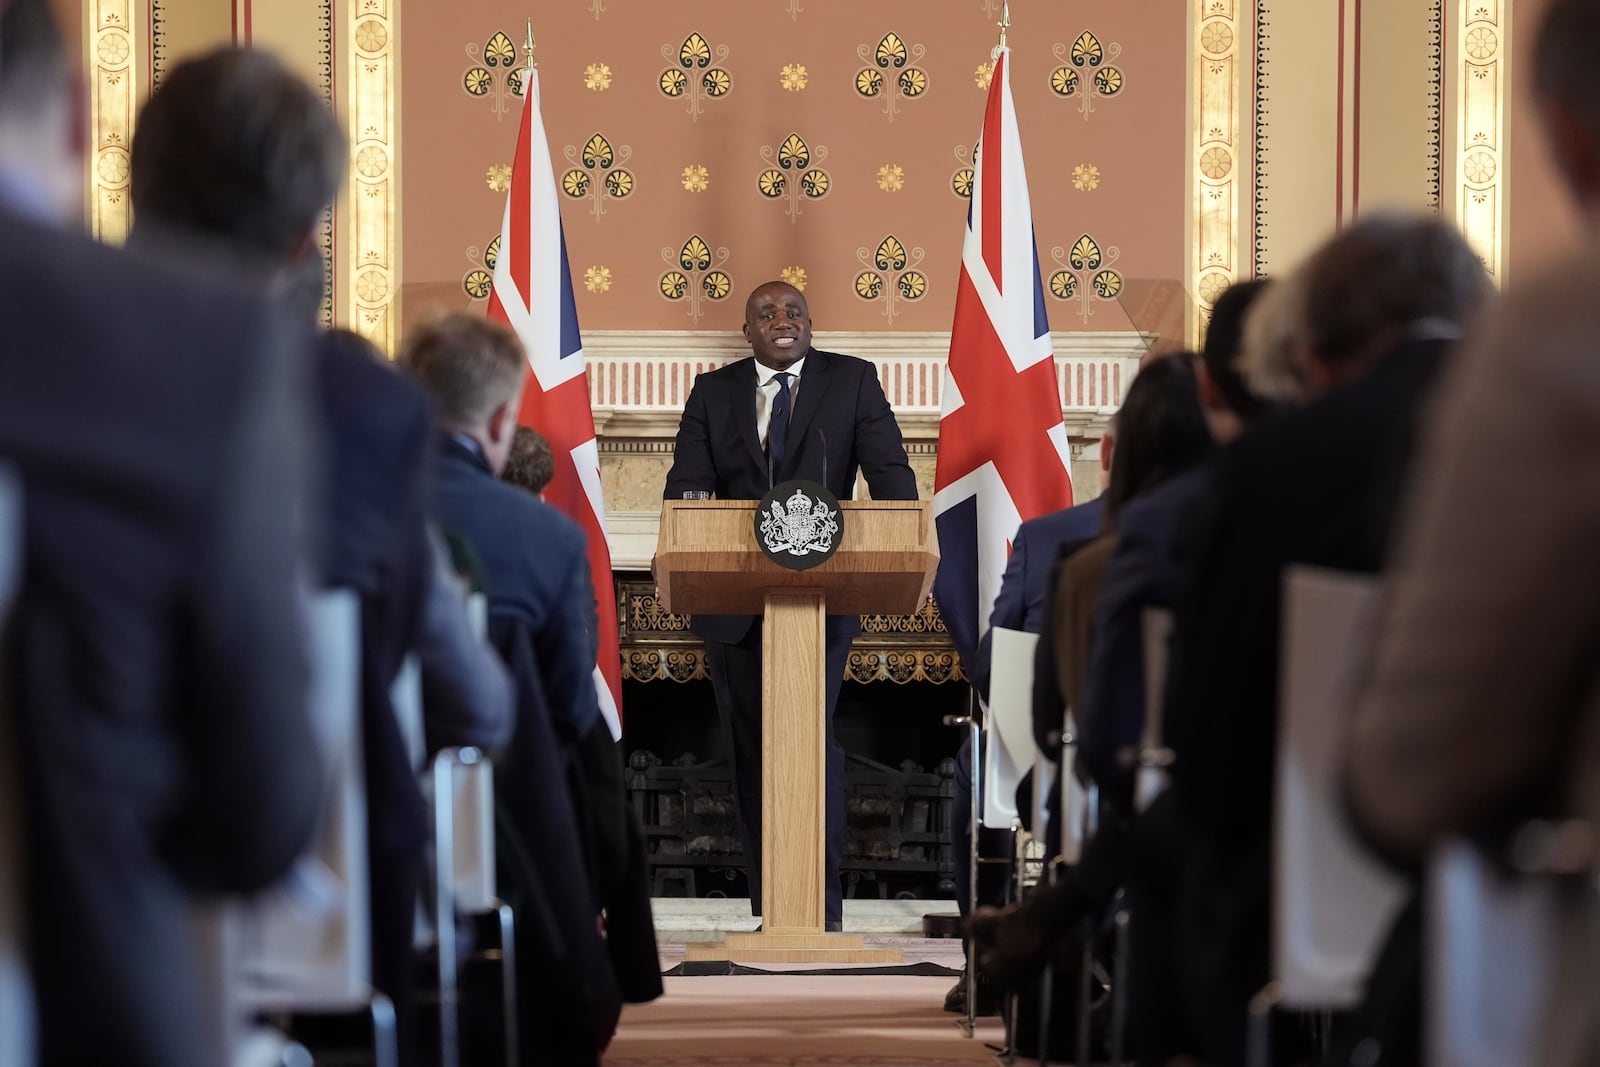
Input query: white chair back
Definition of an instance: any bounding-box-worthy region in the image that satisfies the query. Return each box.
[1134,607,1173,813]
[390,653,424,772]
[1273,565,1404,1009]
[243,588,370,1009]
[982,627,1040,830]
[450,753,498,913]
[1428,841,1560,1067]
[0,469,36,1067]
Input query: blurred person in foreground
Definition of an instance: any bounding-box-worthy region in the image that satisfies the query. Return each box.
[402,312,661,1067]
[0,3,321,1064]
[1159,214,1490,1066]
[1346,1,1600,1062]
[129,47,509,1061]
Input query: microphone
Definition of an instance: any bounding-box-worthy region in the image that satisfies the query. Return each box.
[768,443,776,492]
[817,427,829,490]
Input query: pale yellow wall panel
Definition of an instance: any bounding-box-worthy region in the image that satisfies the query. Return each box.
[248,0,329,92]
[1256,1,1341,274]
[1357,0,1440,213]
[150,0,232,83]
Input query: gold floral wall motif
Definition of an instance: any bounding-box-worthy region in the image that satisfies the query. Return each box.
[462,30,526,121]
[1050,31,1126,120]
[659,234,733,323]
[950,143,977,200]
[561,133,636,220]
[659,31,733,121]
[756,133,830,222]
[855,32,929,122]
[1049,235,1124,324]
[854,236,928,325]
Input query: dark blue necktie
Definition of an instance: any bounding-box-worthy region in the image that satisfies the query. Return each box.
[766,371,793,471]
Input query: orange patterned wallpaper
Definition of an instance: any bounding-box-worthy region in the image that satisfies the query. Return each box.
[399,0,1189,338]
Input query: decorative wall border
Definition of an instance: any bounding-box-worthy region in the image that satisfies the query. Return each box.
[1426,0,1444,210]
[1452,0,1506,281]
[345,0,400,348]
[618,581,965,685]
[1192,0,1248,341]
[1252,0,1271,276]
[88,0,141,244]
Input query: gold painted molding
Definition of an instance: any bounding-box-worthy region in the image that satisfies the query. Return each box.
[1449,0,1507,283]
[344,0,400,349]
[1190,0,1248,344]
[87,0,142,243]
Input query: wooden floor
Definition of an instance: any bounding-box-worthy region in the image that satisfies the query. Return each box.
[608,971,1005,1066]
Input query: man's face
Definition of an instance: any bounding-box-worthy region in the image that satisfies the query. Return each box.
[742,283,812,371]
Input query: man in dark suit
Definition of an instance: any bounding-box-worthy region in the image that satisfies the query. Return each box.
[0,5,322,1063]
[1161,215,1491,1065]
[663,280,917,927]
[126,48,509,1060]
[404,312,659,1066]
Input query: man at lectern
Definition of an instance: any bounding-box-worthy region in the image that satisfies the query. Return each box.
[663,280,917,928]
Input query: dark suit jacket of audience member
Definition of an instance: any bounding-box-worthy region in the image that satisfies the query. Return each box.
[662,348,917,646]
[1161,336,1453,1065]
[0,209,322,1067]
[972,496,1105,703]
[432,437,659,1057]
[312,328,438,1047]
[1077,469,1206,804]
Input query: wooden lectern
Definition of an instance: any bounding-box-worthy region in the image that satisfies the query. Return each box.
[655,499,939,963]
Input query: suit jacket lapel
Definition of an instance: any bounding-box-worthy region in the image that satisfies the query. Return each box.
[783,348,831,477]
[732,358,767,473]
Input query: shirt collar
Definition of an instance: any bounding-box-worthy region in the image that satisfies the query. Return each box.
[754,355,805,387]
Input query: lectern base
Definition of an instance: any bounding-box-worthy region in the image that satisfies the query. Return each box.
[684,932,906,965]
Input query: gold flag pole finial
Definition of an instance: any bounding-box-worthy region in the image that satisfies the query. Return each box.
[997,0,1011,48]
[525,19,537,70]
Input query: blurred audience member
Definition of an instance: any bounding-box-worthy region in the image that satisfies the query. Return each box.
[1079,280,1274,803]
[1048,352,1213,742]
[402,313,662,1066]
[325,327,513,757]
[0,4,321,1064]
[1161,213,1490,1065]
[130,48,437,1061]
[1347,1,1600,1062]
[502,425,555,497]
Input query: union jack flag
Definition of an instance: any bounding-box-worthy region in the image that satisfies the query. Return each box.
[933,47,1075,670]
[489,64,622,738]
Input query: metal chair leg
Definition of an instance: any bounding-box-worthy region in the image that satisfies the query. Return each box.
[1245,982,1280,1067]
[1109,905,1131,1066]
[497,902,519,1067]
[369,993,399,1067]
[432,756,461,1067]
[1073,935,1094,1067]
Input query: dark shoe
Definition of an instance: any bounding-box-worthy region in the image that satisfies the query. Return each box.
[942,965,1000,1016]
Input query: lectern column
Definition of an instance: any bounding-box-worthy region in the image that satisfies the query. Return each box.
[758,589,827,933]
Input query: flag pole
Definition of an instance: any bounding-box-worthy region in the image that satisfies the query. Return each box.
[997,0,1010,48]
[524,19,536,69]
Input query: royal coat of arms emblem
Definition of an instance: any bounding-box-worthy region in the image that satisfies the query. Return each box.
[754,481,844,570]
